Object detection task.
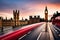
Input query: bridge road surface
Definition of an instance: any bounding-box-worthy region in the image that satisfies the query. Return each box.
[0,22,44,40]
[19,22,54,40]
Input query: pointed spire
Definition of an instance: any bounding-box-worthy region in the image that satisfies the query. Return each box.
[11,17,13,20]
[6,17,7,20]
[56,11,58,14]
[16,10,17,13]
[37,15,40,18]
[22,17,24,21]
[45,6,48,11]
[18,10,19,13]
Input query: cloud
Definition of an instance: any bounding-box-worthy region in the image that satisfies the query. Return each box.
[0,0,17,10]
[0,0,60,20]
[50,0,60,3]
[0,0,60,11]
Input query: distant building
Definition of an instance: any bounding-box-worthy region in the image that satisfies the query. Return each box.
[20,18,28,25]
[0,10,28,27]
[0,6,48,27]
[13,10,20,26]
[0,17,3,28]
[45,6,48,22]
[2,17,14,27]
[28,15,40,24]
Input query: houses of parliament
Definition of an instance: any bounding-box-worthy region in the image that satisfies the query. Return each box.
[0,6,48,27]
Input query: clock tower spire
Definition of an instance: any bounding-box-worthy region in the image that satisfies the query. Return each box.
[45,6,48,22]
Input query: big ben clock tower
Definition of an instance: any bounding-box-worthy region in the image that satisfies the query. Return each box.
[45,6,48,22]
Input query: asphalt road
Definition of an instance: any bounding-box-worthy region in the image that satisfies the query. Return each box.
[19,23,53,40]
[1,22,60,40]
[19,24,45,40]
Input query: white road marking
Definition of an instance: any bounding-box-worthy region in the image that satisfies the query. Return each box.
[18,34,27,40]
[18,31,31,40]
[37,24,45,40]
[37,32,42,40]
[48,23,54,40]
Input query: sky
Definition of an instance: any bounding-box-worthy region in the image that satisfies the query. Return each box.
[0,0,60,20]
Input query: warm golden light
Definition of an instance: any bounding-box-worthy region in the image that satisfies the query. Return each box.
[0,3,60,20]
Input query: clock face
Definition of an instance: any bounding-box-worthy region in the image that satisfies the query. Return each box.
[45,11,48,13]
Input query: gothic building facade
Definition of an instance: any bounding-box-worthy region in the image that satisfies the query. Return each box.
[0,10,28,28]
[45,6,48,22]
[0,6,48,28]
[28,15,40,24]
[13,10,20,26]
